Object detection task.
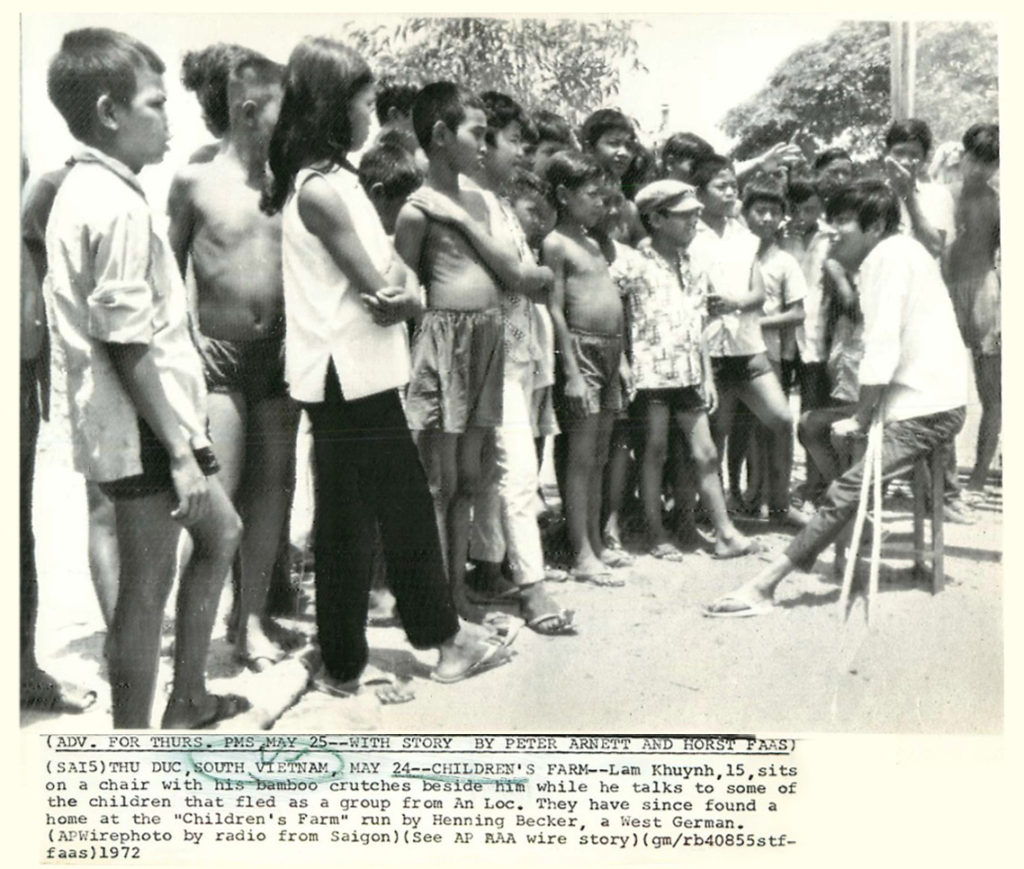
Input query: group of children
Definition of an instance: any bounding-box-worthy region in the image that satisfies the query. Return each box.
[22,27,1000,726]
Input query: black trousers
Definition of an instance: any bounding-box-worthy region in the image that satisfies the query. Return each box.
[303,364,457,682]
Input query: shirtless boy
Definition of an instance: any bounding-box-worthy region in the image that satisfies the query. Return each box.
[168,51,300,670]
[395,82,528,612]
[543,151,630,586]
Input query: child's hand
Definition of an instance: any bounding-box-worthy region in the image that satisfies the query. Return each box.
[703,378,719,416]
[406,189,469,227]
[564,373,589,418]
[361,286,420,327]
[883,156,916,198]
[706,293,735,317]
[169,453,210,525]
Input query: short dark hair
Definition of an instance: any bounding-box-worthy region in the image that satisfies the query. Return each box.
[507,167,548,203]
[813,147,852,172]
[962,123,999,164]
[375,81,419,126]
[377,127,420,156]
[480,91,528,146]
[532,109,575,147]
[786,178,820,207]
[884,118,933,157]
[661,132,714,169]
[579,108,634,150]
[227,53,284,126]
[742,178,787,212]
[690,153,733,191]
[48,28,165,141]
[412,81,484,152]
[825,179,900,236]
[358,143,423,201]
[544,150,603,212]
[181,43,252,137]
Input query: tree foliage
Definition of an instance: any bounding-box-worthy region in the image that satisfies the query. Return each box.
[722,21,998,160]
[338,16,645,127]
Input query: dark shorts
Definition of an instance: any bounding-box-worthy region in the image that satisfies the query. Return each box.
[98,417,220,500]
[554,330,624,422]
[405,308,504,432]
[711,352,774,390]
[634,385,706,415]
[195,328,288,404]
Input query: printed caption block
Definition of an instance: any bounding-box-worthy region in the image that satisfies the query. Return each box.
[41,734,800,860]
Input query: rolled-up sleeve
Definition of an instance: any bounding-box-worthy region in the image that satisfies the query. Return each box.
[857,246,907,386]
[87,207,154,344]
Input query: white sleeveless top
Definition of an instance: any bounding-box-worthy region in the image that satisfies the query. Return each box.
[282,165,410,402]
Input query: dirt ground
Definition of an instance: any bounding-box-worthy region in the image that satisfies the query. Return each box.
[22,379,1001,736]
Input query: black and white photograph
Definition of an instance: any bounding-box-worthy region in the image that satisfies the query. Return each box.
[15,8,1010,864]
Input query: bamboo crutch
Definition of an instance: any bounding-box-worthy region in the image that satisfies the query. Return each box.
[837,408,884,623]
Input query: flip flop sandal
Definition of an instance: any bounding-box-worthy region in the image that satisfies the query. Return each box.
[712,539,766,560]
[649,542,686,562]
[526,609,577,636]
[191,693,252,728]
[600,548,636,568]
[702,594,775,619]
[571,569,625,588]
[482,612,525,647]
[430,641,512,684]
[314,673,415,705]
[544,565,570,583]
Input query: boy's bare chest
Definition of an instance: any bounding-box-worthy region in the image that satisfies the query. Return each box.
[193,177,280,243]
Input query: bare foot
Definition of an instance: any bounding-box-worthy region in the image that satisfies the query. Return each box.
[21,668,96,713]
[713,534,761,559]
[235,617,287,672]
[161,693,250,729]
[314,665,414,704]
[434,628,512,683]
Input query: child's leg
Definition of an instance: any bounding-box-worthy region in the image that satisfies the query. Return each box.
[710,382,740,494]
[449,428,490,607]
[85,480,119,627]
[639,399,672,546]
[726,402,752,503]
[564,414,604,573]
[589,410,617,558]
[797,406,852,493]
[969,352,1001,490]
[162,477,244,727]
[416,429,458,573]
[738,372,796,517]
[108,492,182,728]
[602,420,633,547]
[676,408,753,556]
[468,429,508,590]
[205,391,246,631]
[234,395,301,666]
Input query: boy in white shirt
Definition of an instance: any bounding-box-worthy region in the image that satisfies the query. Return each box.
[705,180,968,617]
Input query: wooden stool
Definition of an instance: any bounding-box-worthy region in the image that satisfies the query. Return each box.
[831,430,948,596]
[911,444,946,594]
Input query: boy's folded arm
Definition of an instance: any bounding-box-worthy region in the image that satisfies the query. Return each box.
[298,174,389,295]
[448,210,530,293]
